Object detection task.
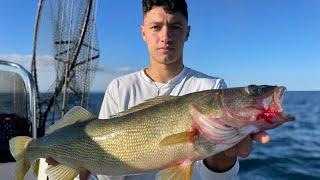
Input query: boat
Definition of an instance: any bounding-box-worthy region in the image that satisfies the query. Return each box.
[0,0,99,179]
[0,60,38,179]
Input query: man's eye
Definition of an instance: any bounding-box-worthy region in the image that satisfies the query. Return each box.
[151,26,160,30]
[172,25,183,29]
[169,25,184,32]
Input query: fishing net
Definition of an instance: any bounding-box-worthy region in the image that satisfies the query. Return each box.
[31,0,99,135]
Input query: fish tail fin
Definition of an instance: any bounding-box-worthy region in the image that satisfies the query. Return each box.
[31,159,40,176]
[9,136,33,180]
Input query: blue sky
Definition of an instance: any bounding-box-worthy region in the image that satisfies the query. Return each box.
[0,0,319,91]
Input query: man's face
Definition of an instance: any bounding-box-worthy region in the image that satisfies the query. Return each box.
[141,6,190,66]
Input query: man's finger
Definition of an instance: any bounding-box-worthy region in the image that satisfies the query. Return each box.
[252,131,270,144]
[224,145,238,158]
[79,168,91,180]
[237,135,252,158]
[45,157,59,166]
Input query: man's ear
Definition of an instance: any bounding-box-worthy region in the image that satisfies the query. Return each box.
[140,25,147,42]
[185,25,191,41]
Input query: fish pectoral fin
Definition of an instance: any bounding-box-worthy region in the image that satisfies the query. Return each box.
[46,106,96,134]
[159,132,195,146]
[156,161,194,180]
[46,164,79,180]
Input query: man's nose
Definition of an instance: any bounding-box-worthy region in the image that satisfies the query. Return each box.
[160,26,172,43]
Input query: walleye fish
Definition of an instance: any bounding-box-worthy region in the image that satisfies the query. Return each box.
[10,85,294,180]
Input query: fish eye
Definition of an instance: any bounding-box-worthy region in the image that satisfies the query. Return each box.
[246,85,260,96]
[259,85,276,94]
[246,85,276,96]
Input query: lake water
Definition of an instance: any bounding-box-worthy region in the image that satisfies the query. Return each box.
[238,91,320,179]
[1,91,319,179]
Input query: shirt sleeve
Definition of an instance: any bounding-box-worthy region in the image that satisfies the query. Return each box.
[196,159,239,180]
[98,80,119,119]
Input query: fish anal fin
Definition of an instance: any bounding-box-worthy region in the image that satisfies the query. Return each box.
[46,164,79,180]
[114,96,179,117]
[156,161,194,180]
[159,132,196,146]
[46,106,96,134]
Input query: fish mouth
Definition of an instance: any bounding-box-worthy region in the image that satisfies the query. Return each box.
[260,86,294,123]
[274,86,286,111]
[220,85,294,128]
[262,86,285,111]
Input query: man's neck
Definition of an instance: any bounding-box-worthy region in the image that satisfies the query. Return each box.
[144,63,184,84]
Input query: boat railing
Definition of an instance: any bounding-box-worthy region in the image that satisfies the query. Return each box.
[0,59,37,163]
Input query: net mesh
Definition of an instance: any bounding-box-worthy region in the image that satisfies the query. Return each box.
[31,0,99,128]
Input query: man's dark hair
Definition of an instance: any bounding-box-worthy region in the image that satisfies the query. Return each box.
[142,0,188,21]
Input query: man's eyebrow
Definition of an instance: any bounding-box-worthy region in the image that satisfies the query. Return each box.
[148,21,186,25]
[148,21,163,25]
[170,22,185,25]
[170,19,188,26]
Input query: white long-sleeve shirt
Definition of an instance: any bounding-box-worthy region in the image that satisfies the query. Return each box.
[98,67,239,180]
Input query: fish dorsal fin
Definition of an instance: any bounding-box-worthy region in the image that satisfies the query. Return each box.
[159,132,195,146]
[156,161,194,180]
[46,164,79,180]
[46,106,96,134]
[114,96,178,117]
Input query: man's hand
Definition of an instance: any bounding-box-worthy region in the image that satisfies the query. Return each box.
[204,131,270,172]
[79,168,91,180]
[45,157,59,166]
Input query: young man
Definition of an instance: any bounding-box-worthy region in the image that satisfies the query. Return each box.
[47,0,270,179]
[97,0,270,179]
